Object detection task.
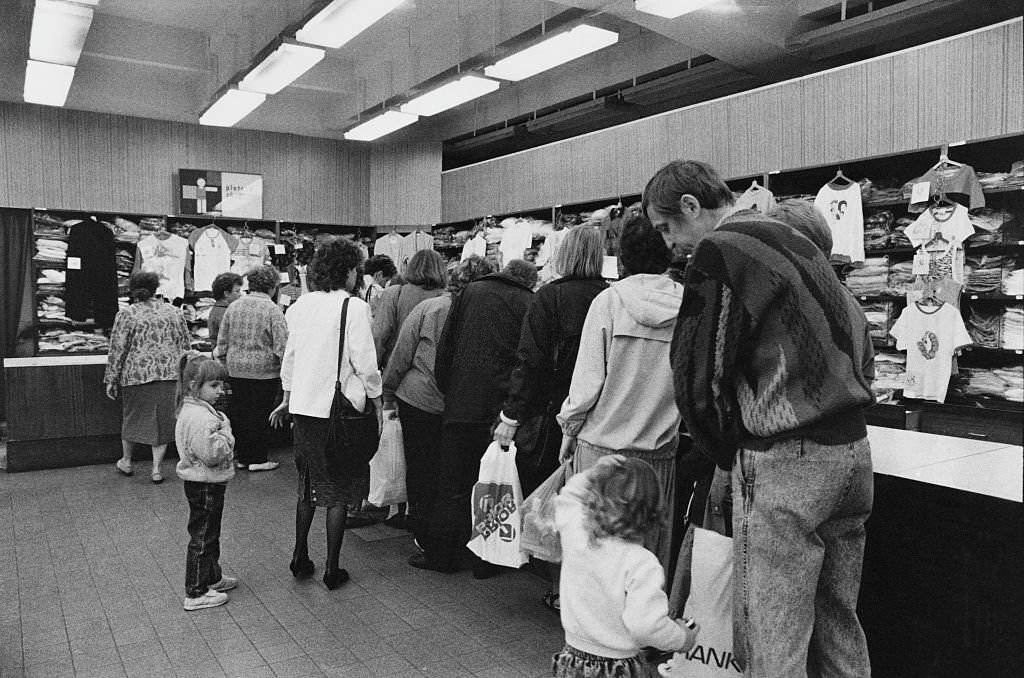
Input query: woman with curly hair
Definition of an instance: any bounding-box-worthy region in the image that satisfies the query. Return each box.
[214,264,287,471]
[269,238,382,590]
[556,215,684,573]
[381,255,496,541]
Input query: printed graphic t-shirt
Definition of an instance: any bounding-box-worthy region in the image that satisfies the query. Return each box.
[814,182,865,263]
[890,302,972,403]
[905,204,975,284]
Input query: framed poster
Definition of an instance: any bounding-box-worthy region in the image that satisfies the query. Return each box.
[178,169,263,218]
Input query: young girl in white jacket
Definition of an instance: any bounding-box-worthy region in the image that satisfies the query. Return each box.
[175,352,238,611]
[553,454,699,677]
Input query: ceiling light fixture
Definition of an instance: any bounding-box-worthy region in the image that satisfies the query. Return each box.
[29,0,97,66]
[23,60,75,106]
[399,75,500,117]
[295,0,405,49]
[199,88,267,127]
[239,42,326,95]
[343,110,418,141]
[634,0,719,19]
[484,25,619,82]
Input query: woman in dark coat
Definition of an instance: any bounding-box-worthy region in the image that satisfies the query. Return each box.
[409,260,536,575]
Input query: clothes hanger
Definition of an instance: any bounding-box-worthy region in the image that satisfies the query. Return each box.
[929,153,964,172]
[828,168,854,188]
[747,180,763,191]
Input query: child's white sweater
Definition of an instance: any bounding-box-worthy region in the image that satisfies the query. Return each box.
[555,472,688,659]
[175,397,235,483]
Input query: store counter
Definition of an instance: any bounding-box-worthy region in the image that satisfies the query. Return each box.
[860,426,1022,677]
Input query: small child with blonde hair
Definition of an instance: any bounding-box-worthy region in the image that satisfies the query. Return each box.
[552,455,699,677]
[175,352,238,611]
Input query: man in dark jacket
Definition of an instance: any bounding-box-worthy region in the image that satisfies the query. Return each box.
[410,261,535,575]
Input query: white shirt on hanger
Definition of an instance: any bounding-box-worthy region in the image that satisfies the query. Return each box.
[138,233,189,300]
[461,233,487,261]
[890,301,972,403]
[814,182,865,262]
[498,221,534,266]
[192,227,233,292]
[374,232,404,265]
[401,231,434,269]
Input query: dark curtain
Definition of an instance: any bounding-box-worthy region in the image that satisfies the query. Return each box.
[0,208,34,419]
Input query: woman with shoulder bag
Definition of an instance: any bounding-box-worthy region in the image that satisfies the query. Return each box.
[270,238,383,590]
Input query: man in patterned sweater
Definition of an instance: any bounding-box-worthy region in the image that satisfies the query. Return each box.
[644,160,875,678]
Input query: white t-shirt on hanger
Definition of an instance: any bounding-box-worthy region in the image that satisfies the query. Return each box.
[138,234,189,301]
[814,182,865,262]
[889,301,972,403]
[461,233,487,261]
[374,233,404,266]
[498,221,534,266]
[192,227,233,292]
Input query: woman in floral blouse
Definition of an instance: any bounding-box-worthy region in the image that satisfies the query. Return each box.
[105,271,191,483]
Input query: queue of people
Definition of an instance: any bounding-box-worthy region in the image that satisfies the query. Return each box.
[101,159,875,678]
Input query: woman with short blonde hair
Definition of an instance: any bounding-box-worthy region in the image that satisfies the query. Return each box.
[551,225,604,280]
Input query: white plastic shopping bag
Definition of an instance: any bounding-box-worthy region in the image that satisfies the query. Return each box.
[367,416,407,507]
[519,461,569,563]
[666,527,741,677]
[466,441,528,568]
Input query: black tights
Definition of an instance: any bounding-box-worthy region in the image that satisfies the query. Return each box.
[293,500,348,573]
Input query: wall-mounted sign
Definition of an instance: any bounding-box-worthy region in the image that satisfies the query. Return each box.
[178,169,263,218]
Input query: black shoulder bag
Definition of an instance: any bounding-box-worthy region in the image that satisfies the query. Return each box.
[325,297,379,473]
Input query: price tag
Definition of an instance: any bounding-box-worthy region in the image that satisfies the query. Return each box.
[279,293,291,307]
[67,257,81,270]
[279,271,290,283]
[601,256,619,280]
[249,242,263,256]
[910,181,931,204]
[273,244,285,254]
[912,252,929,274]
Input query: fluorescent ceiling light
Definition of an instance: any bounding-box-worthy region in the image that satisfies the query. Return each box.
[29,0,95,66]
[484,25,619,82]
[23,60,75,106]
[296,0,404,49]
[399,75,500,117]
[344,111,418,141]
[635,0,719,19]
[239,43,325,94]
[199,89,267,127]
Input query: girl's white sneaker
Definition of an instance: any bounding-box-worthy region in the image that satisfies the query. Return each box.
[183,589,228,611]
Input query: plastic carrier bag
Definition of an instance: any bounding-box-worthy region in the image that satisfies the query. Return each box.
[466,441,528,568]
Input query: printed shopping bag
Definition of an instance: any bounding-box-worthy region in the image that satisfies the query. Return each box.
[367,416,407,507]
[519,461,569,563]
[666,527,741,677]
[467,441,529,568]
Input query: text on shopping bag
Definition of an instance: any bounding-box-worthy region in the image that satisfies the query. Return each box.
[472,483,519,541]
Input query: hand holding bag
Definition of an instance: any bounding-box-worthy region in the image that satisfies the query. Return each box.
[325,297,378,474]
[467,441,529,568]
[368,415,406,507]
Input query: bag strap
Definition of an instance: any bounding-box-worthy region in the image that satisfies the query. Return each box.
[336,296,351,383]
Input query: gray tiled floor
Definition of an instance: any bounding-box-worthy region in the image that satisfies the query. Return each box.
[0,452,562,678]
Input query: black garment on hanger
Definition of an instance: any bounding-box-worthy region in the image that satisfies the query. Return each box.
[66,219,119,328]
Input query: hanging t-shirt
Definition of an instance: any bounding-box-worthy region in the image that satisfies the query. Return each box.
[190,226,235,292]
[230,235,270,282]
[905,204,975,284]
[814,182,865,263]
[890,302,972,403]
[374,233,404,264]
[734,185,777,214]
[400,231,434,270]
[461,233,487,261]
[498,221,534,266]
[905,164,985,213]
[138,234,190,300]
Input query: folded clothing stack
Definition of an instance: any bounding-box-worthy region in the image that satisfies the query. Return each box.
[1003,267,1024,295]
[891,218,913,249]
[861,301,894,345]
[955,366,1024,402]
[33,213,67,238]
[965,254,1006,293]
[1001,305,1023,350]
[864,211,894,251]
[872,352,906,400]
[38,329,109,353]
[885,261,915,296]
[967,307,1001,348]
[844,257,889,296]
[34,238,68,264]
[114,217,140,243]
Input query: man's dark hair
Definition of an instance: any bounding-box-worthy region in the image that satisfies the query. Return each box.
[364,254,397,280]
[310,237,364,292]
[620,215,671,276]
[211,272,243,300]
[642,159,734,216]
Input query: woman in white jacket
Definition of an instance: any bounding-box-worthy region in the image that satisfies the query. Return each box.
[557,215,684,572]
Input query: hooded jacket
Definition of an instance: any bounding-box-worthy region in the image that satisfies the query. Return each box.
[557,274,684,452]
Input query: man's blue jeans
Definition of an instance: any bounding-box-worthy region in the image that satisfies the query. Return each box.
[731,436,873,678]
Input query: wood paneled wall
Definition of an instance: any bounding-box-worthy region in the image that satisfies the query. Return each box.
[442,19,1024,222]
[0,103,377,223]
[370,140,443,227]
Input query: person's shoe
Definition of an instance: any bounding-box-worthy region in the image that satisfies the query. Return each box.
[289,556,315,577]
[412,537,425,554]
[383,513,407,530]
[209,576,238,592]
[247,461,280,472]
[235,461,248,470]
[183,589,228,611]
[115,458,133,476]
[472,561,502,580]
[151,471,163,484]
[408,553,455,574]
[323,568,349,590]
[346,509,384,528]
[542,590,560,613]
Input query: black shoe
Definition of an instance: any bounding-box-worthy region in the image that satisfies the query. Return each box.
[323,567,349,590]
[408,553,456,574]
[346,510,384,528]
[383,514,408,530]
[472,561,502,580]
[289,556,315,578]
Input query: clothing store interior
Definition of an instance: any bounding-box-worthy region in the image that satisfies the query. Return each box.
[0,1,1022,677]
